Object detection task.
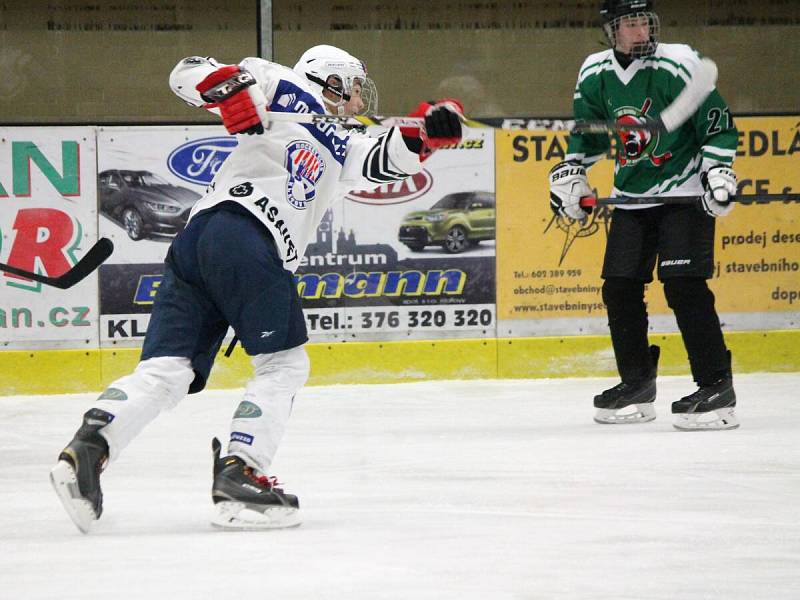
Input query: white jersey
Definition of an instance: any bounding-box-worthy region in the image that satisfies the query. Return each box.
[169,56,422,272]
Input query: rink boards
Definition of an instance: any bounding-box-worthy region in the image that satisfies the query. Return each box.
[1,117,799,394]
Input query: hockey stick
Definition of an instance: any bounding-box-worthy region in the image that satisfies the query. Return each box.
[0,237,114,289]
[260,110,487,130]
[250,60,716,136]
[580,192,800,208]
[261,110,669,135]
[572,57,719,135]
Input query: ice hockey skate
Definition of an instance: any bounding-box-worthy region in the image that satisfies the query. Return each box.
[594,345,659,424]
[672,376,738,431]
[49,408,112,533]
[210,437,301,530]
[594,379,656,424]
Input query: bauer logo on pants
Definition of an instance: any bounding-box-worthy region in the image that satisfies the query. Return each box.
[285,140,326,209]
[230,431,254,445]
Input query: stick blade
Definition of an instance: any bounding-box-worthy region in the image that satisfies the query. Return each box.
[50,237,115,289]
[0,238,114,289]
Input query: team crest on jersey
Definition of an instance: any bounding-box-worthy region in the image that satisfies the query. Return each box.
[615,98,672,167]
[285,140,326,209]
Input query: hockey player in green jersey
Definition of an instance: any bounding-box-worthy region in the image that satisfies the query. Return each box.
[548,0,739,430]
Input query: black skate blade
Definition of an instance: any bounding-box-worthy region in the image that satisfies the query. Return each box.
[49,460,98,534]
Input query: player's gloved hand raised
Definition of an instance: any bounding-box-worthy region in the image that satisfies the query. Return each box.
[400,98,464,160]
[700,165,736,217]
[196,65,265,135]
[549,160,593,220]
[423,99,464,149]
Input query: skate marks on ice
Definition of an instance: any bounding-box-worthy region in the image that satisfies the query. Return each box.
[0,374,799,599]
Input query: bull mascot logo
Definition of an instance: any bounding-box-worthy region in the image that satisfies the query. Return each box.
[616,98,672,167]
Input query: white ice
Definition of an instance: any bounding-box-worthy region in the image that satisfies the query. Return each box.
[1,374,799,600]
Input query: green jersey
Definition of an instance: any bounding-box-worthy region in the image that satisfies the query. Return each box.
[567,43,737,203]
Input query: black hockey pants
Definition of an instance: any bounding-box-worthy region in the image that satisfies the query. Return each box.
[602,277,731,385]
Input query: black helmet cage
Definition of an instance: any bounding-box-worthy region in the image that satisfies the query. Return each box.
[600,1,660,59]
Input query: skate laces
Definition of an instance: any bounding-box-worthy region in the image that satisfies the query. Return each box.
[603,381,630,396]
[608,379,651,394]
[243,466,283,491]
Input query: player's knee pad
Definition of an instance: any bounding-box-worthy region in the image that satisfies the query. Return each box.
[602,278,645,313]
[228,346,310,473]
[102,356,193,412]
[242,345,310,426]
[95,356,193,460]
[126,356,195,410]
[663,278,714,313]
[249,345,310,395]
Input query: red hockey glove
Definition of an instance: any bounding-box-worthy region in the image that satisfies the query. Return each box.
[399,101,433,139]
[400,98,464,161]
[423,98,464,150]
[196,65,264,135]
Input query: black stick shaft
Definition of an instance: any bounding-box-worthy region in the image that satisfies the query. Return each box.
[581,193,800,208]
[0,238,114,289]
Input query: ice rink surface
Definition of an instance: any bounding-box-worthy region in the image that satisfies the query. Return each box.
[1,374,799,600]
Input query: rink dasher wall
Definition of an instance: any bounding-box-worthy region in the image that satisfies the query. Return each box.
[1,118,798,395]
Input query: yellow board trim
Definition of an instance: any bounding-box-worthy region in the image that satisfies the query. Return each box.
[1,330,798,396]
[0,349,104,396]
[498,330,800,378]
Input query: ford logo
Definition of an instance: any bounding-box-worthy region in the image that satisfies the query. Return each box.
[167,137,238,185]
[345,170,433,206]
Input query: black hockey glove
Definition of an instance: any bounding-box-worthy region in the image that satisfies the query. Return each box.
[424,102,463,148]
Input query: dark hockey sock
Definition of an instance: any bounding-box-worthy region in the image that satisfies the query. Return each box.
[602,278,655,382]
[663,278,730,384]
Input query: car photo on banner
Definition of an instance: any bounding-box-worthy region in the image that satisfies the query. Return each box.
[97,127,232,347]
[99,169,201,241]
[97,127,230,264]
[398,191,496,254]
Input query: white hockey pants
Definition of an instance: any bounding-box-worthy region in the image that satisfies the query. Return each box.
[227,345,310,474]
[94,356,195,461]
[92,346,309,474]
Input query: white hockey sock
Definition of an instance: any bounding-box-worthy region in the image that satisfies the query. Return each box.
[94,356,194,461]
[227,345,310,474]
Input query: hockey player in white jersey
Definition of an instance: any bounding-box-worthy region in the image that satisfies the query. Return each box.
[50,45,464,533]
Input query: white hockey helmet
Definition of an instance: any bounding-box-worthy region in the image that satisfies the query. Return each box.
[293,45,377,115]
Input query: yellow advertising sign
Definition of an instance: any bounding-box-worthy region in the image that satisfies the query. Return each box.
[496,116,800,325]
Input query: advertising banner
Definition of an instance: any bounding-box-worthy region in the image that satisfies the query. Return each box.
[302,129,496,340]
[495,115,800,336]
[0,127,100,348]
[96,126,496,346]
[96,126,229,347]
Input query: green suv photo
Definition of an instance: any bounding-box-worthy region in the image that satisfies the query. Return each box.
[398,191,496,253]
